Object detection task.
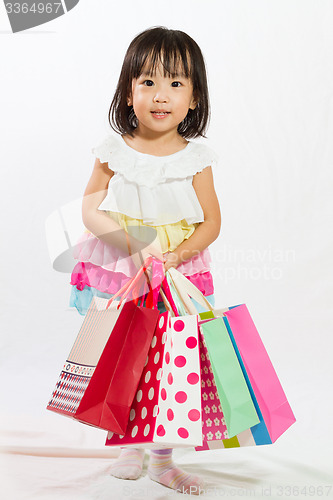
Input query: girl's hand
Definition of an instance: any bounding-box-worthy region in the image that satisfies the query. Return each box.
[130,243,164,271]
[163,252,181,272]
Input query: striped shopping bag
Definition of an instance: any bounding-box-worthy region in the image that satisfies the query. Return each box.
[47,296,159,434]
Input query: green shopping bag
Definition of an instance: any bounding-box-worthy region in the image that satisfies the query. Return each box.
[200,317,260,437]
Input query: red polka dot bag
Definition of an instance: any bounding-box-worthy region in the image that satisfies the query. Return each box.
[105,267,204,448]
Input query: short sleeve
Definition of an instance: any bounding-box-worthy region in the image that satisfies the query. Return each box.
[90,135,218,186]
[91,135,134,173]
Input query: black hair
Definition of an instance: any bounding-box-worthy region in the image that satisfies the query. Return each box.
[109,26,210,139]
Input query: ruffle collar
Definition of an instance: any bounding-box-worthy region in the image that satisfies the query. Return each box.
[92,134,218,188]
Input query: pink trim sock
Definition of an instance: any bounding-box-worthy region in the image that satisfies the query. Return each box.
[148,448,205,495]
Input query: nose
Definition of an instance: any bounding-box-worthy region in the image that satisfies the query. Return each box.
[153,91,169,103]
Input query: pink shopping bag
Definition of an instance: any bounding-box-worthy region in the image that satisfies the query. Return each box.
[222,304,296,443]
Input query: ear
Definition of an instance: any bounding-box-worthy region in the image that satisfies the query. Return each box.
[127,93,133,106]
[189,93,198,110]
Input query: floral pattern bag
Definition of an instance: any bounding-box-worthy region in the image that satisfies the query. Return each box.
[195,328,229,450]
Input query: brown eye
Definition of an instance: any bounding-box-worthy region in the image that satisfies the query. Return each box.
[171,81,182,87]
[143,80,154,86]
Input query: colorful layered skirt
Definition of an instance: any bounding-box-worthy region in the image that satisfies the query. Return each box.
[70,212,214,315]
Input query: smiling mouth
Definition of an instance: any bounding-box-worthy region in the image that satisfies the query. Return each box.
[151,111,170,116]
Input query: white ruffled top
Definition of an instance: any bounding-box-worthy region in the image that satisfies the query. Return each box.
[92,135,218,226]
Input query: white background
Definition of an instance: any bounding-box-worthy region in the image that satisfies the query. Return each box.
[1,1,332,499]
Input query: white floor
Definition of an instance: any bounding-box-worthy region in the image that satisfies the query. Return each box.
[1,431,332,500]
[1,314,332,500]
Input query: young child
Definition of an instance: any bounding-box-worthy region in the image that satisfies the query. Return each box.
[70,26,221,495]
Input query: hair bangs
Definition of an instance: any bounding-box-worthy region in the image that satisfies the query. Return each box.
[134,42,192,80]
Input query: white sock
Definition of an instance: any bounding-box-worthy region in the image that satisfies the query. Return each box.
[109,447,145,480]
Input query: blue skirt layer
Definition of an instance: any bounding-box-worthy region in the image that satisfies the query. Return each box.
[70,285,215,316]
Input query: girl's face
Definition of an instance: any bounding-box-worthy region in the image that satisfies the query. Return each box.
[128,61,197,137]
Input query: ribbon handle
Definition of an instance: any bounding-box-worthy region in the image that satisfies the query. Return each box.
[106,256,153,309]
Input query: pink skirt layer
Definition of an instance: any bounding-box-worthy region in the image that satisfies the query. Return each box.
[72,231,212,276]
[70,261,214,296]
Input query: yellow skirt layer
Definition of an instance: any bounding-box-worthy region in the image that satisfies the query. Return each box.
[98,211,200,254]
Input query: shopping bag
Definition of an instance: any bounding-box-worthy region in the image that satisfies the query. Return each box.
[167,267,296,445]
[201,317,260,437]
[167,268,259,438]
[195,327,272,451]
[46,295,121,419]
[222,304,296,443]
[47,259,160,434]
[105,309,203,448]
[197,327,229,443]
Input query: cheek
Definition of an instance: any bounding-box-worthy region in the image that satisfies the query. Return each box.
[174,96,193,116]
[176,91,193,108]
[132,89,150,108]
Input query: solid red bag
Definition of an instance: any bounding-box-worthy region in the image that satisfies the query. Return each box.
[74,299,159,433]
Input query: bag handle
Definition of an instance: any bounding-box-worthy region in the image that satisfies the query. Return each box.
[167,267,214,314]
[160,276,179,316]
[165,273,188,315]
[134,258,162,310]
[131,269,153,307]
[117,257,156,309]
[119,257,163,310]
[135,259,179,316]
[167,269,228,318]
[166,270,198,315]
[106,257,180,316]
[106,256,153,309]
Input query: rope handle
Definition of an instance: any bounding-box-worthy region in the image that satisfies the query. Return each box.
[106,256,153,309]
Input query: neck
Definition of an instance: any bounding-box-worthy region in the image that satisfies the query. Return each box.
[124,126,188,156]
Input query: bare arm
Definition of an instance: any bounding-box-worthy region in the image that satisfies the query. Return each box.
[81,158,130,253]
[164,166,221,270]
[82,158,163,264]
